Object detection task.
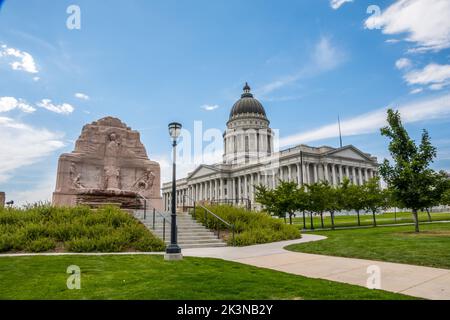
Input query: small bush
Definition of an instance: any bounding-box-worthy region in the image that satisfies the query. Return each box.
[192,205,301,246]
[26,238,56,253]
[66,238,96,253]
[133,236,166,252]
[0,204,165,253]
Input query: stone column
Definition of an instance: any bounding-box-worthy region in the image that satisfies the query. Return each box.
[244,175,248,199]
[214,179,218,201]
[338,165,343,183]
[324,163,329,182]
[364,168,368,182]
[288,165,292,182]
[332,164,337,186]
[313,164,318,183]
[272,170,276,189]
[352,167,357,184]
[250,174,254,207]
[304,163,308,184]
[358,168,363,185]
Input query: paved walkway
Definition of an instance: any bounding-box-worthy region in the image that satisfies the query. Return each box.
[182,234,450,300]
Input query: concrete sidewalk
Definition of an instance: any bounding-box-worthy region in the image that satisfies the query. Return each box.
[182,234,450,300]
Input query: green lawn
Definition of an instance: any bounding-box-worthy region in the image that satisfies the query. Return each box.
[286,222,450,269]
[292,211,450,229]
[0,255,414,300]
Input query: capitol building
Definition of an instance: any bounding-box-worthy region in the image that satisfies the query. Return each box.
[162,83,379,211]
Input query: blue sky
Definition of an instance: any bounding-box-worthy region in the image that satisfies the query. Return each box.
[0,0,449,204]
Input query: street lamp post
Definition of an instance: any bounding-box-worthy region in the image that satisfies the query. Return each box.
[164,122,183,261]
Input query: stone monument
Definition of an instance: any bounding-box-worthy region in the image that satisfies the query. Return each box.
[52,117,162,210]
[0,192,5,208]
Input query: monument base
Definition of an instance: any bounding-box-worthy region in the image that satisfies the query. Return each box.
[164,253,183,261]
[53,189,162,210]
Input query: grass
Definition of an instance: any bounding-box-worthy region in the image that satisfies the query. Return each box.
[0,204,165,253]
[192,205,300,246]
[0,255,415,300]
[292,211,450,229]
[286,222,450,269]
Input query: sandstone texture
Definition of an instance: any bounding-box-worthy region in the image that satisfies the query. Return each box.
[52,117,162,210]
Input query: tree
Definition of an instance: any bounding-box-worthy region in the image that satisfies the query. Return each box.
[255,181,302,224]
[255,184,282,218]
[322,182,342,230]
[341,178,365,226]
[420,171,449,221]
[442,188,450,206]
[307,182,328,229]
[363,176,388,227]
[379,109,439,232]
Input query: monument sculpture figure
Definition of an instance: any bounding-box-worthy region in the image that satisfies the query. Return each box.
[52,117,162,209]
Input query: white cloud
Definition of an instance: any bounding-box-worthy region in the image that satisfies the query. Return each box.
[279,93,450,147]
[313,36,345,70]
[404,63,450,90]
[37,99,74,114]
[74,92,90,100]
[365,0,450,52]
[0,44,38,73]
[395,58,412,70]
[256,36,345,96]
[386,39,401,44]
[0,117,65,183]
[201,104,219,111]
[330,0,353,10]
[0,97,36,113]
[410,88,423,94]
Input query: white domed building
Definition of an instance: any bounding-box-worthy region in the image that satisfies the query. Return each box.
[162,83,378,211]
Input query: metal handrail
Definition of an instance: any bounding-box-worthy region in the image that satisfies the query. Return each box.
[136,193,172,242]
[183,194,235,246]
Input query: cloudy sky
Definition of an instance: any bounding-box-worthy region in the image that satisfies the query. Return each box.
[0,0,449,205]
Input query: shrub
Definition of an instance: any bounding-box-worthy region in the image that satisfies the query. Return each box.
[26,238,56,253]
[192,205,301,246]
[0,204,165,253]
[66,238,96,253]
[133,236,166,252]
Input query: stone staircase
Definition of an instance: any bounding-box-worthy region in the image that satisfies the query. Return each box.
[134,210,227,249]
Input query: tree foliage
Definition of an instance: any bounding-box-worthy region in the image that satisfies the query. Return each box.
[379,109,441,232]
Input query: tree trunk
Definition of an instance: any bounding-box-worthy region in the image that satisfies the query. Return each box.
[330,211,335,230]
[426,208,432,222]
[320,213,324,229]
[372,210,377,227]
[412,209,420,233]
[302,211,306,230]
[310,212,314,230]
[356,210,361,226]
[289,214,293,225]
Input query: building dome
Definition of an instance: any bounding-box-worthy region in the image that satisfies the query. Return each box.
[229,83,267,119]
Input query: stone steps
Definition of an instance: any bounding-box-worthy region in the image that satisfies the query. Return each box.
[133,211,227,249]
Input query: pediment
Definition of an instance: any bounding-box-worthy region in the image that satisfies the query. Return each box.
[188,165,220,179]
[325,146,373,162]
